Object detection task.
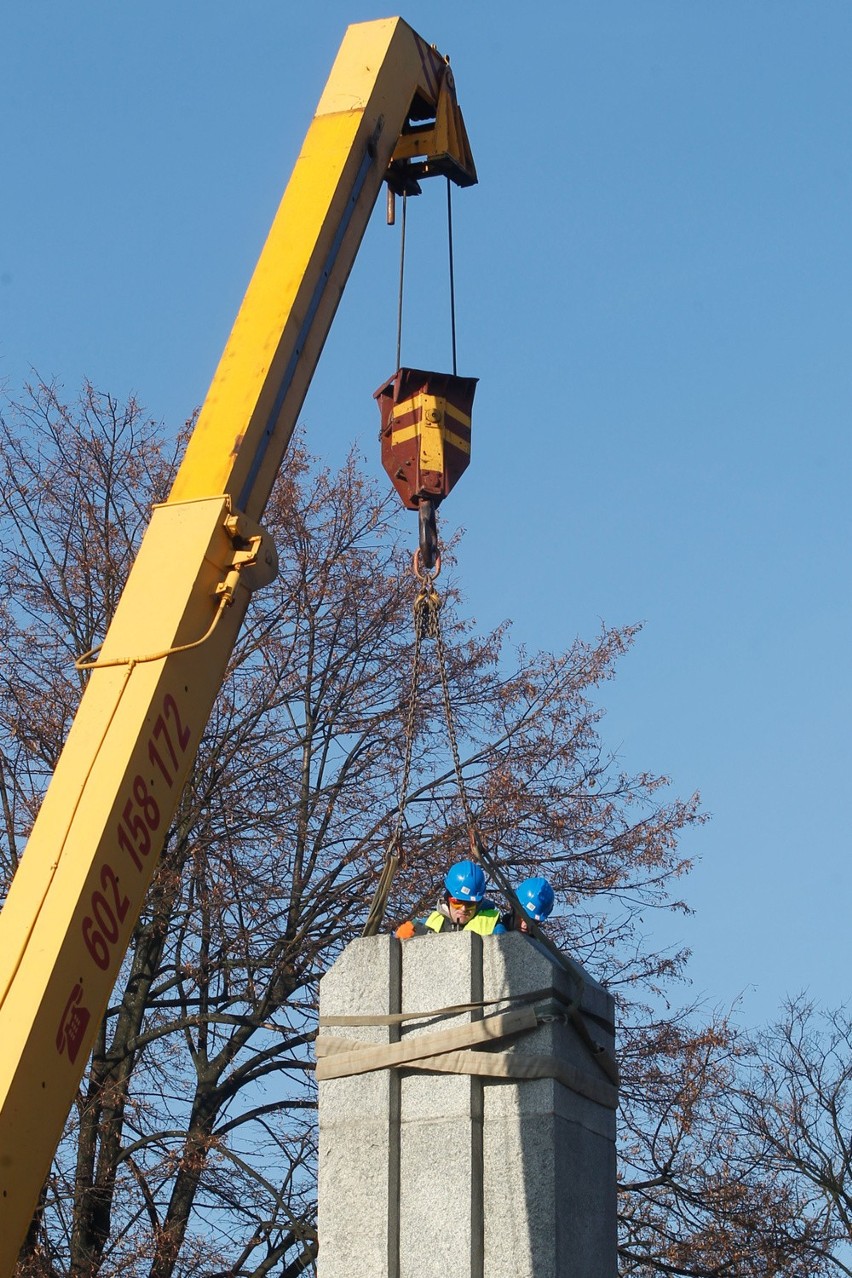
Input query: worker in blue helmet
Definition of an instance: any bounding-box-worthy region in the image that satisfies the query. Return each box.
[501,876,555,934]
[395,859,505,938]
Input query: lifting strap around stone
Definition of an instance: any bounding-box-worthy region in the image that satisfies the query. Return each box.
[319,986,619,1088]
[316,1005,537,1078]
[316,1033,618,1110]
[315,1003,619,1110]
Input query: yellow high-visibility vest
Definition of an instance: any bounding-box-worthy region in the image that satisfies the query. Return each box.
[424,907,501,935]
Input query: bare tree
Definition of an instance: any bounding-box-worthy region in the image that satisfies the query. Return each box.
[732,997,852,1276]
[618,1005,829,1276]
[0,381,814,1278]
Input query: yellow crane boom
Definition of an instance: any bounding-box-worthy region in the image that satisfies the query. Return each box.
[0,18,475,1267]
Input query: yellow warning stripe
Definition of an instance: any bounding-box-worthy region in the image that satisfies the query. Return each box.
[390,424,419,445]
[392,395,472,428]
[391,423,471,455]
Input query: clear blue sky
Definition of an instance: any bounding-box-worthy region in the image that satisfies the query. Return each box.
[2,2,850,1027]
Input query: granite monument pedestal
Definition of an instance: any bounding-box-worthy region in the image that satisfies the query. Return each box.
[316,931,617,1277]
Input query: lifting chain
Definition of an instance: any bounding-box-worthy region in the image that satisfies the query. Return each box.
[431,594,477,842]
[361,561,610,1084]
[359,550,611,1084]
[362,547,479,936]
[361,558,429,937]
[411,548,478,843]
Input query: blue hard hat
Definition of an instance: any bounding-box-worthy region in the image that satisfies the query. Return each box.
[444,859,487,902]
[516,876,555,921]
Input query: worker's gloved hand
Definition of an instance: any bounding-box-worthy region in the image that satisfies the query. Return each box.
[395,920,416,939]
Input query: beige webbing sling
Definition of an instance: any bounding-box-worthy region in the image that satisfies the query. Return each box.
[316,993,618,1111]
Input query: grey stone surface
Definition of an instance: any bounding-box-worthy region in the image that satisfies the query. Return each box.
[316,936,401,1278]
[399,932,484,1278]
[317,931,617,1278]
[480,935,617,1275]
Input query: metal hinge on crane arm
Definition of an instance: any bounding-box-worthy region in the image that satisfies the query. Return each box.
[386,61,477,196]
[216,508,279,606]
